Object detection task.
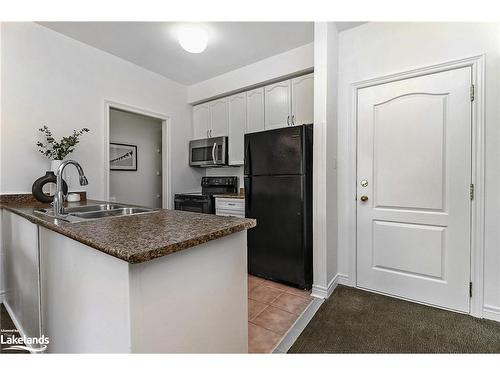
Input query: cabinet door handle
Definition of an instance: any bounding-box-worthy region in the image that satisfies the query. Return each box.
[287,115,290,126]
[291,115,295,125]
[206,129,209,138]
[210,129,212,137]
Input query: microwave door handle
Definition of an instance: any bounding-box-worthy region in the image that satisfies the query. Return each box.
[212,142,217,164]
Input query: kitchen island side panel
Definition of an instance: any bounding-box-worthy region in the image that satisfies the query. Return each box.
[128,231,248,353]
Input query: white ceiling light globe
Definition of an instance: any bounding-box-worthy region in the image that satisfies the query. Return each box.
[178,25,208,53]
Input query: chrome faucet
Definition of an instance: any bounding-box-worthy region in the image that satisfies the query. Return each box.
[53,160,88,217]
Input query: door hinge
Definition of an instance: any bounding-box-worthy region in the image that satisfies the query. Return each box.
[469,282,473,298]
[470,183,474,200]
[470,84,475,102]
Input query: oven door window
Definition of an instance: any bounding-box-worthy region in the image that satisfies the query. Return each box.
[175,198,211,214]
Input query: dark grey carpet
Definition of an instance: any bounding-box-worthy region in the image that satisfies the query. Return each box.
[288,286,500,353]
[1,303,28,354]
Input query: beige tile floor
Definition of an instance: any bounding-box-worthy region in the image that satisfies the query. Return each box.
[248,275,312,353]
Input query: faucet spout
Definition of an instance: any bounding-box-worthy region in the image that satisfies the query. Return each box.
[53,160,89,217]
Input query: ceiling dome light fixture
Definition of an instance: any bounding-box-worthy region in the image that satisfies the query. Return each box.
[178,25,208,53]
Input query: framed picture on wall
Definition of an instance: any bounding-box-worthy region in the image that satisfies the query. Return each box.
[110,143,137,171]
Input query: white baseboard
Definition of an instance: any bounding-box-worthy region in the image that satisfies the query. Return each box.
[337,273,349,286]
[311,273,341,299]
[483,305,500,322]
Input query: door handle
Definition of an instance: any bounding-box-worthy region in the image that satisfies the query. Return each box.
[212,143,217,164]
[291,115,295,125]
[210,129,212,137]
[244,141,251,175]
[360,196,369,202]
[287,115,290,126]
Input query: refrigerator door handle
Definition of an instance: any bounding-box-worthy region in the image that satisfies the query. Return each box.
[212,142,217,164]
[245,177,251,210]
[244,141,251,175]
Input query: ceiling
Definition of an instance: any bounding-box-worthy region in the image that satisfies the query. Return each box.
[39,22,364,85]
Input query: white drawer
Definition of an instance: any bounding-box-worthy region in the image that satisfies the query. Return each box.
[216,208,245,218]
[215,198,245,211]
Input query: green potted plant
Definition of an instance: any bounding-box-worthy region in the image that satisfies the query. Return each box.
[36,125,90,172]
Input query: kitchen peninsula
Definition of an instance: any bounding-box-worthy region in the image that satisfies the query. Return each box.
[1,195,255,353]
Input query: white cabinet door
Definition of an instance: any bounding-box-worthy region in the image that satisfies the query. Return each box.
[2,210,41,340]
[264,80,291,130]
[246,88,265,133]
[228,93,246,165]
[193,103,210,139]
[357,67,472,312]
[209,98,229,138]
[291,73,314,126]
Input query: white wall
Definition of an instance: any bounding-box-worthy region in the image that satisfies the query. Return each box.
[311,23,339,298]
[336,22,500,318]
[187,43,314,104]
[0,22,4,300]
[109,109,163,208]
[0,22,202,200]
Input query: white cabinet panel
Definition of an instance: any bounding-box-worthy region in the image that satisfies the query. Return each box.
[291,73,314,126]
[246,88,265,134]
[265,80,291,130]
[209,98,229,138]
[2,210,41,341]
[228,93,246,165]
[193,103,209,139]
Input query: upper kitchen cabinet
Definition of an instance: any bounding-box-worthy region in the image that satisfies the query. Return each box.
[264,80,291,130]
[228,93,246,165]
[193,103,210,139]
[246,88,265,134]
[209,98,229,138]
[264,73,314,130]
[291,73,314,126]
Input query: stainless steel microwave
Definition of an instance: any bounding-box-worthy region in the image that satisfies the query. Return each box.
[189,136,228,167]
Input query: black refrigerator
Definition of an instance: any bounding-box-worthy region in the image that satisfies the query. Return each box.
[244,124,313,290]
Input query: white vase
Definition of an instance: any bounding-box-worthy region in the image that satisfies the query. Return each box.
[51,159,63,173]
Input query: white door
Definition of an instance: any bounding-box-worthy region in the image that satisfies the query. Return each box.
[265,80,291,130]
[291,73,314,126]
[246,88,265,133]
[228,93,246,165]
[193,103,209,139]
[356,67,472,312]
[209,98,229,138]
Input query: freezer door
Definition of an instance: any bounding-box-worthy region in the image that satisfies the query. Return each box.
[245,175,312,289]
[244,126,304,176]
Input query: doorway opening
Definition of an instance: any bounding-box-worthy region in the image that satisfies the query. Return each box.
[104,101,171,209]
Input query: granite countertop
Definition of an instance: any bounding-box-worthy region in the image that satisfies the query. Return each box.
[0,195,256,264]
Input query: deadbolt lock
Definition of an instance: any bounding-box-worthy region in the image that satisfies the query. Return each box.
[360,179,368,187]
[360,195,369,202]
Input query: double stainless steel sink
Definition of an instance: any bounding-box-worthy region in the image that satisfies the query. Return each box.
[36,203,157,223]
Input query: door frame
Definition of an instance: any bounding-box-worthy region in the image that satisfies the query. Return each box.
[345,55,485,317]
[103,100,172,209]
